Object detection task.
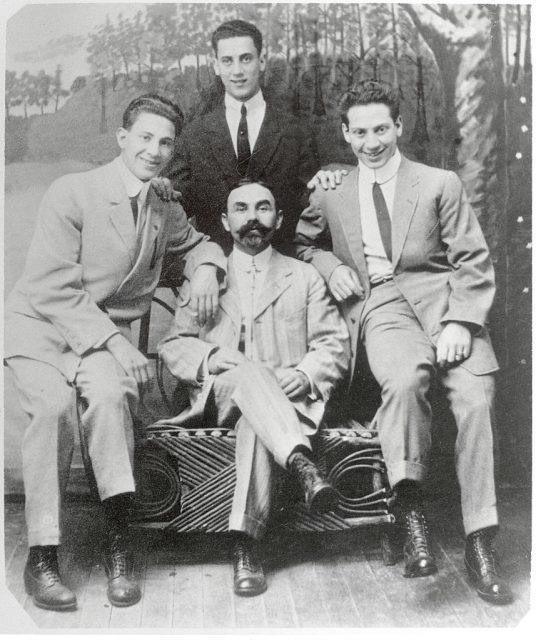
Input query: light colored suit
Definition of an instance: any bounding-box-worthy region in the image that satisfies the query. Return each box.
[295,156,499,535]
[5,157,226,546]
[158,250,349,538]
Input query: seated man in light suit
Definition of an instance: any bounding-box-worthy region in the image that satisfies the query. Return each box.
[4,94,226,611]
[159,178,349,596]
[295,80,512,604]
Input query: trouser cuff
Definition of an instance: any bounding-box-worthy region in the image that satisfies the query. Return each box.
[27,529,61,547]
[228,512,266,540]
[463,508,498,536]
[98,475,136,501]
[387,461,427,488]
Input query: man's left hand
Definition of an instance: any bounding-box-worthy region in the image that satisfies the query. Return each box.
[436,321,472,368]
[189,264,219,326]
[307,169,348,191]
[151,177,182,202]
[276,368,311,400]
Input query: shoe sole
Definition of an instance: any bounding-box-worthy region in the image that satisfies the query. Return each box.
[24,574,77,611]
[234,583,268,597]
[107,592,142,607]
[403,564,438,578]
[464,559,514,605]
[310,485,339,513]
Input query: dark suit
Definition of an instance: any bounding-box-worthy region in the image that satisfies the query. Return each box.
[295,156,499,536]
[166,102,319,253]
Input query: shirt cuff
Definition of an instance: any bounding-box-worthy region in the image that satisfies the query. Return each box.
[296,368,318,401]
[91,329,120,351]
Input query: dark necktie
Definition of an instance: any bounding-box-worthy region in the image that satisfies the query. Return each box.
[130,196,139,227]
[237,103,251,176]
[372,182,392,262]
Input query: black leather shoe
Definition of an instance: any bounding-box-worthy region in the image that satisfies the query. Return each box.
[465,529,513,605]
[402,509,438,578]
[24,546,77,611]
[288,452,338,512]
[103,533,141,607]
[233,537,267,597]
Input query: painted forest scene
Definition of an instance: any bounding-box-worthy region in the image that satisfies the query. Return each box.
[4,2,531,488]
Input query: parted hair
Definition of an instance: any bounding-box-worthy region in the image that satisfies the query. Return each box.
[211,20,263,55]
[122,94,184,137]
[339,80,401,125]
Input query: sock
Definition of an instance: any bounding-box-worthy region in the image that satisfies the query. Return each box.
[102,493,132,535]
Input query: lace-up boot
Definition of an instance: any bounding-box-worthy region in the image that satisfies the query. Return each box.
[402,509,438,578]
[24,546,77,611]
[287,450,338,513]
[465,528,513,604]
[102,531,141,607]
[233,534,267,597]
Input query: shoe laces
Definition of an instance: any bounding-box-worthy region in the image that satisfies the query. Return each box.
[405,510,432,556]
[234,542,260,573]
[34,549,61,585]
[470,532,499,576]
[108,534,129,575]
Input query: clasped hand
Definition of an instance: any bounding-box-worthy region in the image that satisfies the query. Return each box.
[328,265,365,302]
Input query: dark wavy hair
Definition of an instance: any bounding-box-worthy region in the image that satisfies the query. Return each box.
[339,80,401,125]
[211,20,263,56]
[122,94,184,138]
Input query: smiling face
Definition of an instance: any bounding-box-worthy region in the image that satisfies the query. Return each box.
[116,112,176,181]
[342,103,402,169]
[222,182,282,255]
[213,36,265,102]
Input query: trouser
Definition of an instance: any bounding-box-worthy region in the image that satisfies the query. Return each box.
[360,281,498,535]
[205,362,312,540]
[7,352,139,546]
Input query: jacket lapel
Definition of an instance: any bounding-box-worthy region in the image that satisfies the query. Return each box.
[128,186,166,275]
[335,169,369,284]
[391,157,419,268]
[248,106,282,176]
[254,251,292,319]
[207,106,238,181]
[105,160,138,265]
[219,257,243,329]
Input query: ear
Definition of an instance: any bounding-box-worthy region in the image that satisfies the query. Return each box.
[275,210,283,230]
[341,122,351,144]
[259,50,266,73]
[213,54,221,78]
[116,127,128,149]
[221,212,230,232]
[395,115,403,138]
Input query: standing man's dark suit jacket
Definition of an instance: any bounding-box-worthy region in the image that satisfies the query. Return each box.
[165,102,320,254]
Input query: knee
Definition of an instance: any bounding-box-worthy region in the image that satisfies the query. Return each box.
[81,375,134,412]
[34,386,74,424]
[383,365,431,398]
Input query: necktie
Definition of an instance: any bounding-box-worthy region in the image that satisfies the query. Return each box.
[237,103,251,176]
[130,196,139,227]
[238,258,260,357]
[372,182,392,262]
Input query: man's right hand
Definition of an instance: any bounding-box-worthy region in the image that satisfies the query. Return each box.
[151,177,182,202]
[207,347,247,374]
[105,334,153,389]
[328,265,364,301]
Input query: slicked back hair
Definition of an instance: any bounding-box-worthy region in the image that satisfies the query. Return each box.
[212,20,263,56]
[122,94,184,138]
[339,80,401,126]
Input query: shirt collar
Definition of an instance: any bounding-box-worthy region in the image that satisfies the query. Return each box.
[232,244,272,272]
[225,89,265,114]
[359,148,401,185]
[116,155,148,199]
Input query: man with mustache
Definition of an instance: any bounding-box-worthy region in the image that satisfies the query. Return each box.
[4,94,226,611]
[295,80,512,604]
[158,178,349,596]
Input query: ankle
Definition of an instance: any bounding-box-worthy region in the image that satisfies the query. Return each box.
[395,481,424,511]
[103,493,132,535]
[287,446,313,469]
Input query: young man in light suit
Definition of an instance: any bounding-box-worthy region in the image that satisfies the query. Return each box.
[295,81,512,604]
[158,19,342,254]
[159,179,349,596]
[4,94,226,611]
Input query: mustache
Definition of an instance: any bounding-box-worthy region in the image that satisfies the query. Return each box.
[238,220,272,238]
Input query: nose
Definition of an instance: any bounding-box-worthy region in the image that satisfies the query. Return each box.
[231,59,243,76]
[146,138,160,157]
[245,206,258,221]
[364,131,380,150]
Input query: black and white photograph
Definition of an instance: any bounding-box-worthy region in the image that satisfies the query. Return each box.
[1,0,532,631]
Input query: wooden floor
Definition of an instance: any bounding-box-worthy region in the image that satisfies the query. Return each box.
[4,488,531,629]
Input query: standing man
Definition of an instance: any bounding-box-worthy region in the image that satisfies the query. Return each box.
[160,19,340,254]
[295,81,512,604]
[159,178,349,596]
[4,94,226,611]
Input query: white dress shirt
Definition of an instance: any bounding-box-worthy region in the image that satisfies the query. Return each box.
[358,148,402,283]
[116,155,150,237]
[225,91,266,156]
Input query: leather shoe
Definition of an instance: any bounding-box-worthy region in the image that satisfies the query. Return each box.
[24,546,77,611]
[465,529,513,605]
[103,533,141,607]
[288,452,338,512]
[402,509,438,578]
[233,536,267,597]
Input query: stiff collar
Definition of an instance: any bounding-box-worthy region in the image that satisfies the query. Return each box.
[359,148,402,185]
[116,155,150,200]
[224,90,265,114]
[232,244,272,272]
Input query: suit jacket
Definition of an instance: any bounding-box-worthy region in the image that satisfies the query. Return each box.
[158,250,350,434]
[5,157,226,381]
[165,102,320,253]
[295,156,498,378]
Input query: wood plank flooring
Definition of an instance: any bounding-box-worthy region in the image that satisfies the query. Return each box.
[3,488,531,629]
